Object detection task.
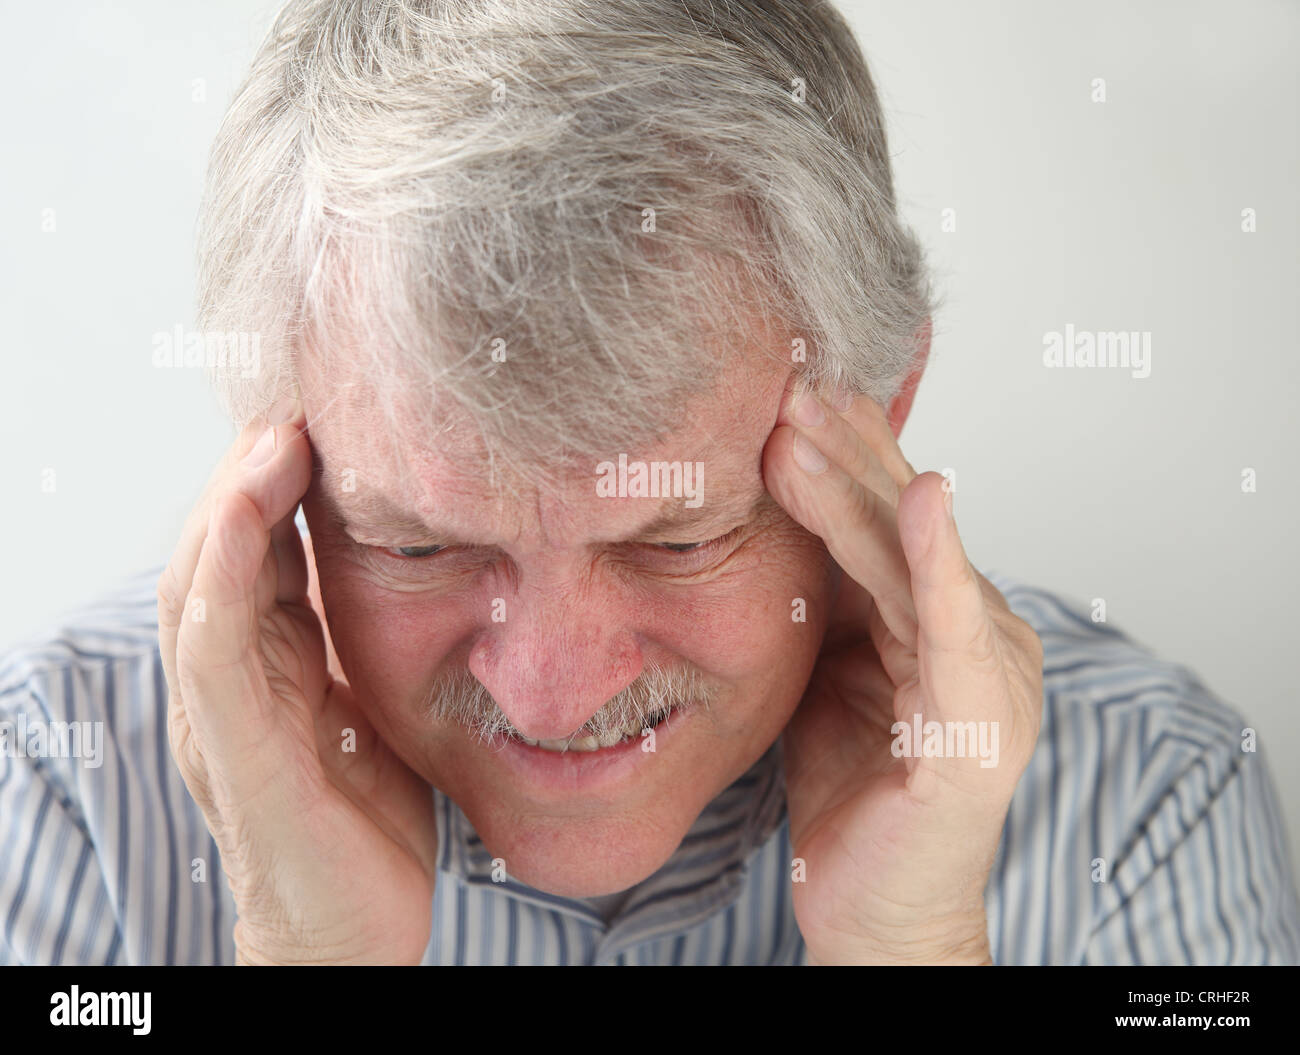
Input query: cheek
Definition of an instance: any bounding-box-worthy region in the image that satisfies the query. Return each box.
[635,530,834,719]
[310,551,477,707]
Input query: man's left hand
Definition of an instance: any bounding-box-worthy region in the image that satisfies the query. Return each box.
[762,382,1045,965]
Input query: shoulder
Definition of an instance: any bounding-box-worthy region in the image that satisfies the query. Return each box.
[0,566,169,771]
[980,569,1300,964]
[0,567,237,965]
[1,565,166,691]
[983,567,1246,751]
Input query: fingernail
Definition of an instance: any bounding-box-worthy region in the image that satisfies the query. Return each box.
[943,485,954,518]
[266,391,301,426]
[793,432,828,474]
[242,427,277,468]
[794,394,826,428]
[832,387,855,412]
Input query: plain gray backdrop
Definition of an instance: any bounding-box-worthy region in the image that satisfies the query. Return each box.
[2,0,1296,877]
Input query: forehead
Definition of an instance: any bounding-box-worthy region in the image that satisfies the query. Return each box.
[300,345,791,545]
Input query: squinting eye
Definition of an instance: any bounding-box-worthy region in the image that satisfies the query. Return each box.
[653,528,742,555]
[386,545,446,558]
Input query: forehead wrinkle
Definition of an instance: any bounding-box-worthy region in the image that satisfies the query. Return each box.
[316,458,768,546]
[315,484,437,538]
[631,479,768,539]
[308,384,777,545]
[309,443,451,537]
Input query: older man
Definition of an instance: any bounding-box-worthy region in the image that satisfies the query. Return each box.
[2,0,1297,966]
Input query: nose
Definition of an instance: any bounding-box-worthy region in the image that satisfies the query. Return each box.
[468,579,644,740]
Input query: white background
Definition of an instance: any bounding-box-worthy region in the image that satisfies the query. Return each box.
[1,1,1296,878]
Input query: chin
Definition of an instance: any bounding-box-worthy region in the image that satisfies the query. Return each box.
[413,685,797,897]
[437,723,734,896]
[459,800,696,897]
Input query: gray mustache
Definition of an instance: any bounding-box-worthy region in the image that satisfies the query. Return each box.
[422,663,719,745]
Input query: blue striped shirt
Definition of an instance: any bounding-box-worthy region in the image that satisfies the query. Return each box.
[1,565,1297,964]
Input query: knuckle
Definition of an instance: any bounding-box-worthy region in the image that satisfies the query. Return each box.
[966,617,1001,668]
[952,556,977,589]
[992,608,1043,666]
[978,575,1011,611]
[842,473,878,529]
[156,565,187,629]
[167,708,206,784]
[1012,615,1044,662]
[844,439,877,488]
[1026,625,1045,662]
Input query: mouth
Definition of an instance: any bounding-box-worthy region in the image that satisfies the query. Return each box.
[489,701,697,794]
[512,703,679,753]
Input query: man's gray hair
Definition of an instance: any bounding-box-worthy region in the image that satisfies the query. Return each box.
[197,0,936,465]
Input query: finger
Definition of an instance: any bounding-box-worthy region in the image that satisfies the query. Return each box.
[866,591,919,691]
[777,388,904,506]
[158,421,265,696]
[838,392,917,495]
[168,401,304,598]
[175,488,310,794]
[763,424,919,649]
[166,420,313,781]
[828,572,921,694]
[896,471,1003,722]
[158,413,310,701]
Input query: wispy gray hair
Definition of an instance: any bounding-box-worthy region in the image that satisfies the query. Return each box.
[197,0,937,468]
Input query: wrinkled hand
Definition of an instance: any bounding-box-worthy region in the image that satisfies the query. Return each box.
[157,410,438,965]
[763,384,1044,965]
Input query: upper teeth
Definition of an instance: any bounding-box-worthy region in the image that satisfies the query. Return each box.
[520,709,671,753]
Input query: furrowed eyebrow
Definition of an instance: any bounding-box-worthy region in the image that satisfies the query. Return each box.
[634,488,773,540]
[310,450,465,541]
[310,456,771,544]
[314,482,457,540]
[339,500,427,534]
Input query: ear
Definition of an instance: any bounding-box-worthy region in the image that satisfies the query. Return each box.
[885,317,931,438]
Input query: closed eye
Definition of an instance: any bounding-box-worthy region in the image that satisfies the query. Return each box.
[386,544,446,558]
[377,528,741,562]
[646,527,742,557]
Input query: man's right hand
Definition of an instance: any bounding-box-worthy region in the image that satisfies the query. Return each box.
[157,409,438,965]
